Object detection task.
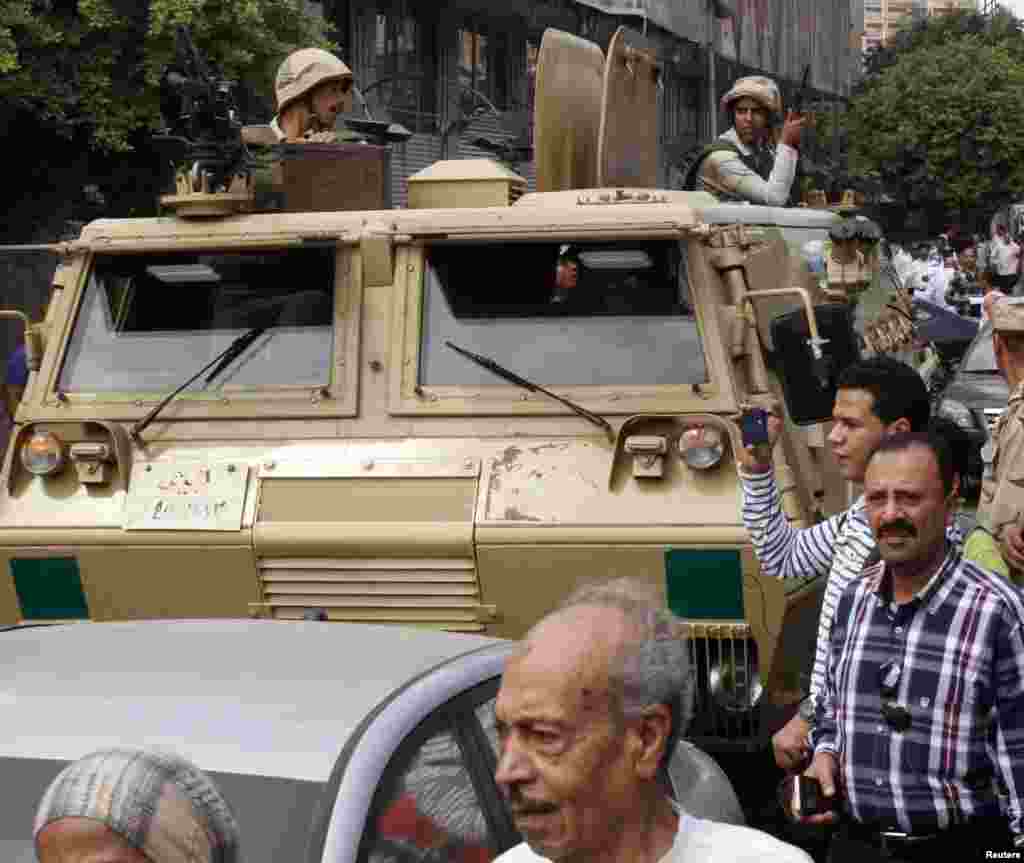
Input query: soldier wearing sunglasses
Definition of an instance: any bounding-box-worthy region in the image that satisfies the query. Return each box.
[801,431,1024,861]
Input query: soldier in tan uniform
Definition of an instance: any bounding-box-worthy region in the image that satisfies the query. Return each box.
[271,48,355,143]
[973,294,1024,583]
[683,76,805,206]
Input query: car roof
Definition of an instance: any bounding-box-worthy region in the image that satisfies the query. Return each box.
[1,620,502,783]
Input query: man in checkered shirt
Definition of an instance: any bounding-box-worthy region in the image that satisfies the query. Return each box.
[738,358,936,771]
[800,430,1024,860]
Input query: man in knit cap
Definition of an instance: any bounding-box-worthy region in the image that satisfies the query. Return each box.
[33,747,240,863]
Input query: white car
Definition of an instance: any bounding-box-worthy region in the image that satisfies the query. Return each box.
[0,620,743,863]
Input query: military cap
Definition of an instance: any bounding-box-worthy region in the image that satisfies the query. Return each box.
[991,295,1024,332]
[558,243,580,263]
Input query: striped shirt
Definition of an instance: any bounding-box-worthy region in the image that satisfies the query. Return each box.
[740,470,875,710]
[811,550,1024,840]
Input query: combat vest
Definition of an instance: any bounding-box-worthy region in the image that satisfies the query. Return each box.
[679,139,775,192]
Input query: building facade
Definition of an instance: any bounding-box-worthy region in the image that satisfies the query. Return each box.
[318,0,862,203]
[863,0,977,52]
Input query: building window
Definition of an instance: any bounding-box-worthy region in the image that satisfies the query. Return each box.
[457,29,489,99]
[359,1,436,133]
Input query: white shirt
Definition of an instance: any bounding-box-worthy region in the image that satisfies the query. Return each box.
[494,806,812,863]
[992,237,1021,276]
[912,258,953,310]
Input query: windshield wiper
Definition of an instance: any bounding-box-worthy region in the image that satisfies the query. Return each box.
[445,341,615,441]
[130,325,267,443]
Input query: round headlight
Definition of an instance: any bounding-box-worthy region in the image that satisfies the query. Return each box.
[21,430,66,476]
[679,425,725,470]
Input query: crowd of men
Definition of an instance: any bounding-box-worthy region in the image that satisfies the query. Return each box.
[890,227,1021,317]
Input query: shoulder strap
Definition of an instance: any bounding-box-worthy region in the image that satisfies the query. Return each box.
[680,141,744,191]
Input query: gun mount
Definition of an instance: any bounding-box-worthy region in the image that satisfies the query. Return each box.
[156,26,254,216]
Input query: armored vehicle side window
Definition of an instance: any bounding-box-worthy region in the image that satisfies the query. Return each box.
[420,241,706,387]
[58,249,335,393]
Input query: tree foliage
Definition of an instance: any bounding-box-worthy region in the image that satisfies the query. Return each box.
[847,14,1024,220]
[859,8,1023,88]
[0,0,334,151]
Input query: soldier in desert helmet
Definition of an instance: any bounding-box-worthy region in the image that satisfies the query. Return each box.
[970,295,1024,584]
[271,48,356,144]
[683,76,805,207]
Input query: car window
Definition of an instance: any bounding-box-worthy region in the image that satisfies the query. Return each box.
[360,717,498,863]
[963,325,998,372]
[474,699,498,760]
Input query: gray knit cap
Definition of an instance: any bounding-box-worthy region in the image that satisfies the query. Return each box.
[33,747,241,863]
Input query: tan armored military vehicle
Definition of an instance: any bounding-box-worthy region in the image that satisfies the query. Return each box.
[0,28,880,752]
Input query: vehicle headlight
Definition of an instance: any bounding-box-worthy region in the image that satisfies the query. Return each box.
[679,425,725,470]
[21,429,67,476]
[937,399,975,430]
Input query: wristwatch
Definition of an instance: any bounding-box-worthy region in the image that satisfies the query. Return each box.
[797,695,816,726]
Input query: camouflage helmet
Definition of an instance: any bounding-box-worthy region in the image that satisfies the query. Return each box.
[275,48,353,113]
[720,76,782,119]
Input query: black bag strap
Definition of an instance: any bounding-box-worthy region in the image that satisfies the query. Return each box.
[680,141,745,191]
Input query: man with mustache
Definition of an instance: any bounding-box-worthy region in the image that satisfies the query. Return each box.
[800,431,1024,860]
[737,358,932,772]
[492,579,811,863]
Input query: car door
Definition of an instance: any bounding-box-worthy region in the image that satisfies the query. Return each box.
[356,678,519,863]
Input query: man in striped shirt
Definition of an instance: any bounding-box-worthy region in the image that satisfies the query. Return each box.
[803,431,1024,858]
[738,358,933,771]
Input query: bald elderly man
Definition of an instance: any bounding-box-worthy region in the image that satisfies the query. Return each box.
[492,579,811,863]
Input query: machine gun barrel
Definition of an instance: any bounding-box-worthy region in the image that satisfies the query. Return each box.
[793,64,811,115]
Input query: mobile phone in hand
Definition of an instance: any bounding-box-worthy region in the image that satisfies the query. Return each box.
[794,775,836,816]
[740,408,770,447]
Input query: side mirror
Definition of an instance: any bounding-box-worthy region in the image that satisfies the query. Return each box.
[770,303,860,425]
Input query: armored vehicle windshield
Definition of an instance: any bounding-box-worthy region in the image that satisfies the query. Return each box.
[420,239,706,388]
[58,247,335,395]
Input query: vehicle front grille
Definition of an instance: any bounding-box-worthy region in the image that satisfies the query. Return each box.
[255,557,486,632]
[680,620,761,744]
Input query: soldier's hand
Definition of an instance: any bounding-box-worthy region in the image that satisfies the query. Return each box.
[780,111,805,150]
[1002,522,1024,571]
[772,714,811,771]
[799,751,840,825]
[734,407,783,475]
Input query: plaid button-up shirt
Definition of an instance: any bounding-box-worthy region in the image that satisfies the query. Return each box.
[811,547,1024,840]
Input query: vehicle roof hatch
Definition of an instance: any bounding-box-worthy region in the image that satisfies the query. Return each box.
[534,26,661,193]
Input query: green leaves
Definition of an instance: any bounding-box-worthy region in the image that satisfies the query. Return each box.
[0,0,335,151]
[849,19,1024,217]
